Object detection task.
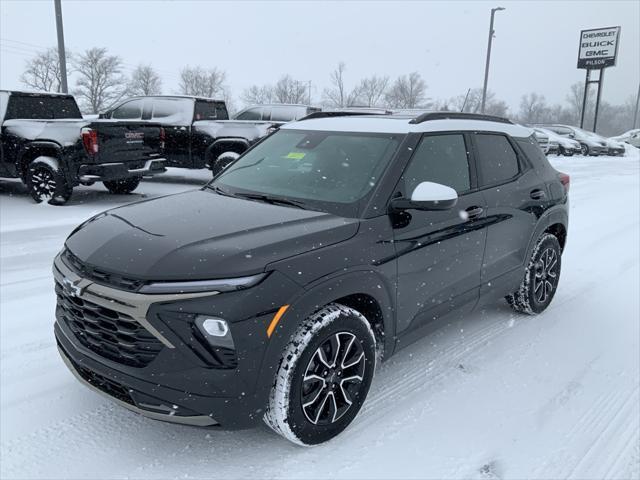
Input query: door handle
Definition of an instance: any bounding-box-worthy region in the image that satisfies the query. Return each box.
[465,206,484,219]
[530,189,546,200]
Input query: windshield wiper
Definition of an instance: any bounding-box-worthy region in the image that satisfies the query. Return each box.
[234,192,307,209]
[206,184,237,197]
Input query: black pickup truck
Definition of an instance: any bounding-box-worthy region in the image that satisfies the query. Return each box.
[0,90,166,205]
[100,96,318,175]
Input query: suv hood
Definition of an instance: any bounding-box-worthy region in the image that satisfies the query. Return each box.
[65,189,359,281]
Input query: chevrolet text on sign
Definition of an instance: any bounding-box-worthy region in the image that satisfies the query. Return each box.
[577,26,621,69]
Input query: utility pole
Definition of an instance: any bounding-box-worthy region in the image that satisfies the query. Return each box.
[308,80,312,105]
[54,0,68,93]
[481,6,505,113]
[634,82,640,129]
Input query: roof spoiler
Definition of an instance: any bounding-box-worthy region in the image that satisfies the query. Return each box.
[409,112,513,125]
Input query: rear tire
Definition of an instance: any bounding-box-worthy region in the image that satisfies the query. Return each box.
[264,303,376,446]
[26,156,72,205]
[506,233,562,315]
[103,177,141,194]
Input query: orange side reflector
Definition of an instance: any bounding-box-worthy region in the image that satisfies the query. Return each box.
[267,305,289,338]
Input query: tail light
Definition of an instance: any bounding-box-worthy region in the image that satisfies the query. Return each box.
[159,127,166,150]
[558,172,570,193]
[81,128,98,155]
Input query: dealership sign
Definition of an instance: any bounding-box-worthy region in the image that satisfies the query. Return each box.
[577,26,621,69]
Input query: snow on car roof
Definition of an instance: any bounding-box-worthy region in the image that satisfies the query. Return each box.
[283,115,533,138]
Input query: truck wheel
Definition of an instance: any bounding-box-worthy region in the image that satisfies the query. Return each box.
[211,152,239,177]
[264,303,376,446]
[26,156,72,205]
[506,233,561,315]
[103,177,141,194]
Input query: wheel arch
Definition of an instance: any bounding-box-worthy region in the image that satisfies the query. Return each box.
[18,142,65,179]
[525,205,569,261]
[253,269,395,404]
[205,138,249,164]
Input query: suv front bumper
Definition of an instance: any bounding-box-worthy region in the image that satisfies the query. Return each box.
[78,158,166,183]
[52,252,300,429]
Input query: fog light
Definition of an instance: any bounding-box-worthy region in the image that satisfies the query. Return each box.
[195,316,234,349]
[201,318,229,337]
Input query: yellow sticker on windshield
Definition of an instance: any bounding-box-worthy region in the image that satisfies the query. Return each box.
[285,152,306,160]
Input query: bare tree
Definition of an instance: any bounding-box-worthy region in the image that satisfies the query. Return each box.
[322,62,359,107]
[241,85,274,105]
[354,75,389,107]
[518,92,548,123]
[273,75,307,104]
[73,47,126,113]
[127,64,162,96]
[384,72,427,109]
[179,66,226,97]
[20,47,70,93]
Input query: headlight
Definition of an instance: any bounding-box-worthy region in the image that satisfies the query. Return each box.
[138,272,268,294]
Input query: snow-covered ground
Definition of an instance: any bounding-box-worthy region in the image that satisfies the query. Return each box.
[1,153,639,479]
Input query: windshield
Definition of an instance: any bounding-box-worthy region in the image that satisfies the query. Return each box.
[212,129,401,215]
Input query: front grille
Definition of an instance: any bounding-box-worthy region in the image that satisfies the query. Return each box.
[62,249,145,292]
[56,282,163,368]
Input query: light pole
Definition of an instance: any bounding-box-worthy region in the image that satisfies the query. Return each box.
[481,6,505,114]
[54,0,68,93]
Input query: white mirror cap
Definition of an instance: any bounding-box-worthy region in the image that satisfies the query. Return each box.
[411,181,458,202]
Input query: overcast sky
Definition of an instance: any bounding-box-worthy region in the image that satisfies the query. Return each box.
[1,0,638,111]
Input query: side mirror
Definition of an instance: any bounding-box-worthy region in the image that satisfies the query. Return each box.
[391,181,458,211]
[98,111,110,119]
[568,133,575,138]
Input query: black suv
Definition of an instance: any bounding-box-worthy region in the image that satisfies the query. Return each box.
[54,112,569,445]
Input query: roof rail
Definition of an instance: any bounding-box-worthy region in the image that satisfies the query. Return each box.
[299,110,391,121]
[409,111,513,125]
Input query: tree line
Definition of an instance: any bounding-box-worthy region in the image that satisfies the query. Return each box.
[19,46,636,136]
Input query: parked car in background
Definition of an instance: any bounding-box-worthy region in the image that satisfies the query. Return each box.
[532,129,551,154]
[0,90,166,205]
[610,129,640,148]
[54,111,569,445]
[234,103,320,122]
[533,127,581,156]
[537,124,608,156]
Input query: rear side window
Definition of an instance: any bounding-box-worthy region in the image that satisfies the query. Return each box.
[235,107,261,120]
[150,98,193,124]
[112,99,143,120]
[271,106,300,122]
[474,133,519,186]
[402,134,471,194]
[5,95,82,120]
[194,101,228,121]
[517,136,547,166]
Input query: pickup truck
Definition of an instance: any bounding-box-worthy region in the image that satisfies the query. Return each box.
[0,90,166,205]
[100,96,319,175]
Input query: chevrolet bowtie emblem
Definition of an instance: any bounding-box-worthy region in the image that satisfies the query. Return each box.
[62,277,85,297]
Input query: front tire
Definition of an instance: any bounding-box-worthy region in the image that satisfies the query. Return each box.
[26,156,72,205]
[103,176,141,194]
[210,152,239,177]
[580,144,589,156]
[264,303,376,446]
[506,233,562,315]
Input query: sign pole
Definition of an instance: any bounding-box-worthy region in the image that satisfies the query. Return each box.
[593,69,605,133]
[580,69,590,129]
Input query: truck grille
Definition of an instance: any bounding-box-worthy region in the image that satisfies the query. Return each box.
[56,282,163,368]
[62,249,145,292]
